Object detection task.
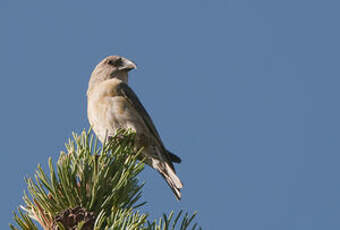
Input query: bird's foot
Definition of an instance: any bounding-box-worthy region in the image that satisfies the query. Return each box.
[108,134,125,143]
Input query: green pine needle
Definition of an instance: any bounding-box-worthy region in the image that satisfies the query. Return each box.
[10,129,201,230]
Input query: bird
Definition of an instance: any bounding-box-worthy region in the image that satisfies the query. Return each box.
[87,55,183,199]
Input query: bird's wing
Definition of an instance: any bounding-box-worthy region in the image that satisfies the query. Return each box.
[116,82,165,148]
[117,82,183,199]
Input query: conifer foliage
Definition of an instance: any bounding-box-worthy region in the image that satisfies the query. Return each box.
[10,129,200,230]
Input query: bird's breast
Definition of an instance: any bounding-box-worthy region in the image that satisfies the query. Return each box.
[110,97,128,115]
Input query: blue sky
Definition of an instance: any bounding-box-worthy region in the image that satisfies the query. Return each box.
[1,0,340,229]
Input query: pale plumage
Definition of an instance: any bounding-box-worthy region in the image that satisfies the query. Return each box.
[87,56,183,199]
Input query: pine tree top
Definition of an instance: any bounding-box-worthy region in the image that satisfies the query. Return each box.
[10,129,201,230]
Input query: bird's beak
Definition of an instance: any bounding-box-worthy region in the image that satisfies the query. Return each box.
[118,58,137,71]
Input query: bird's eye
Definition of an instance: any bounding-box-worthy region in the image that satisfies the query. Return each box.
[107,58,123,67]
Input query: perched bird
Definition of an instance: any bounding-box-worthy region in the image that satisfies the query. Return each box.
[87,56,183,199]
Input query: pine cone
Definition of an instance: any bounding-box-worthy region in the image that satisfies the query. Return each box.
[52,207,95,230]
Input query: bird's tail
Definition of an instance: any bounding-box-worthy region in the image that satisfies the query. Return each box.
[153,159,183,200]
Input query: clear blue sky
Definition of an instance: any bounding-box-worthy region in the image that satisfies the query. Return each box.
[1,0,340,229]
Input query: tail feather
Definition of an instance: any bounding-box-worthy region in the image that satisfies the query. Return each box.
[167,150,182,163]
[153,159,183,200]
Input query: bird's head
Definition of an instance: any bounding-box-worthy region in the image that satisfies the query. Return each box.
[88,55,136,92]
